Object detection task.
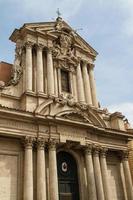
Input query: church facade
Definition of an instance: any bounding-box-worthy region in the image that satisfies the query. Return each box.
[0,17,133,200]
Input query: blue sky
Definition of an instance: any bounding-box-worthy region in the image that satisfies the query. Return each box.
[0,0,133,125]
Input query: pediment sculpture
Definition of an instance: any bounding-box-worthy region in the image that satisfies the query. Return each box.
[52,32,78,65]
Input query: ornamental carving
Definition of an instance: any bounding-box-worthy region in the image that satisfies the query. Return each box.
[52,33,78,65]
[36,137,46,150]
[23,136,36,149]
[48,138,57,150]
[62,112,88,123]
[100,147,108,158]
[120,150,129,161]
[0,40,23,89]
[54,94,76,107]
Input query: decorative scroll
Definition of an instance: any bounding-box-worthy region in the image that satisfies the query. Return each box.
[0,40,23,89]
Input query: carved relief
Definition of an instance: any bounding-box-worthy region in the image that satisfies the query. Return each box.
[23,136,35,149]
[62,112,88,123]
[48,138,57,150]
[120,150,129,161]
[52,32,78,67]
[9,40,23,86]
[36,137,46,150]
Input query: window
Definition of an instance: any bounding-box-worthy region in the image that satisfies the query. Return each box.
[61,70,71,93]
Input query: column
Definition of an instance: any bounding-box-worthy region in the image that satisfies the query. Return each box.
[122,151,133,200]
[69,70,74,95]
[54,64,58,96]
[76,61,85,103]
[73,72,78,102]
[48,140,59,200]
[100,148,111,200]
[37,44,44,93]
[93,146,105,200]
[82,61,92,105]
[47,48,55,96]
[23,137,34,200]
[25,42,33,91]
[57,67,61,95]
[37,138,46,200]
[89,64,98,107]
[85,145,97,200]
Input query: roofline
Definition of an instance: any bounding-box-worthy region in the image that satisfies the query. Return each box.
[9,19,98,55]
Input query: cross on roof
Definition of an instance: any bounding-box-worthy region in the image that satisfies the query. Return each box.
[56,8,62,18]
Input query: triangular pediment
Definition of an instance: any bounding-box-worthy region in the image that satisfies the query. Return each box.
[10,18,98,56]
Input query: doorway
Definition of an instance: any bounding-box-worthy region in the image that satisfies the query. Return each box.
[57,151,80,200]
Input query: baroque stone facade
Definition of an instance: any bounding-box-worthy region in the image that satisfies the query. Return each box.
[0,17,133,200]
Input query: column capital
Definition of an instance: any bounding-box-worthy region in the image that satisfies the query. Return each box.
[82,59,88,66]
[37,137,46,150]
[89,64,95,70]
[48,139,57,151]
[84,144,93,155]
[100,147,108,158]
[120,150,129,161]
[93,145,101,156]
[77,57,81,64]
[47,47,53,53]
[23,136,35,149]
[37,43,44,51]
[25,41,34,49]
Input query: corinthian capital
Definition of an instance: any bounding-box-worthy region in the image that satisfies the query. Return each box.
[100,147,108,158]
[48,139,57,151]
[120,150,129,161]
[37,43,44,51]
[25,41,34,49]
[93,144,101,156]
[23,136,35,149]
[84,144,93,155]
[37,137,46,150]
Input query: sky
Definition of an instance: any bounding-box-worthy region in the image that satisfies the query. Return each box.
[0,0,133,125]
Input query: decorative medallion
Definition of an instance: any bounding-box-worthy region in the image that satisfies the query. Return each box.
[61,162,68,172]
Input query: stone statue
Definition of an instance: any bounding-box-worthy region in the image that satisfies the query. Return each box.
[8,40,23,86]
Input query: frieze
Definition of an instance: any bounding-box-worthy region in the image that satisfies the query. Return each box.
[59,125,87,138]
[0,118,37,132]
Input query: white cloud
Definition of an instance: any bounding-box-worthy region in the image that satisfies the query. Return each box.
[108,102,133,126]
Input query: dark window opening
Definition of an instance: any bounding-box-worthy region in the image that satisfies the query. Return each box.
[61,70,70,93]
